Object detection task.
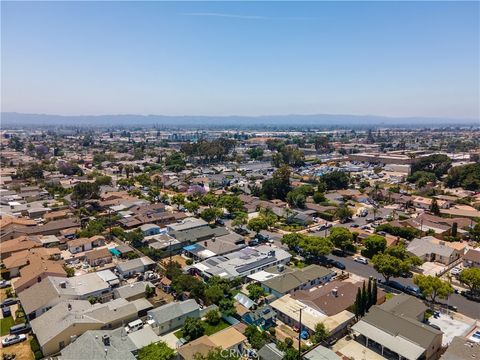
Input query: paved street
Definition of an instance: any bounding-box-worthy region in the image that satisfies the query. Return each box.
[326,253,480,319]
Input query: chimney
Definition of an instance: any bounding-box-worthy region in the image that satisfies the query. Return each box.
[102,334,110,346]
[60,281,67,288]
[332,288,338,297]
[204,241,207,247]
[67,303,72,311]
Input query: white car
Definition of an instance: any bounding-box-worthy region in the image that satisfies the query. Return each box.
[2,334,26,347]
[450,267,462,276]
[354,256,368,265]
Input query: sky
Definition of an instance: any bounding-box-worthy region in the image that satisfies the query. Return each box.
[1,1,479,119]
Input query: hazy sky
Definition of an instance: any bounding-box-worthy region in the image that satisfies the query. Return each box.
[2,1,479,118]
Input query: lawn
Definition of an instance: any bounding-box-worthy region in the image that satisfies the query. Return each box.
[1,315,15,336]
[385,293,395,300]
[174,319,230,339]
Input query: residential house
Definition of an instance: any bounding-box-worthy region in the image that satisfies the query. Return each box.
[30,298,152,356]
[85,248,113,267]
[351,294,443,360]
[463,249,480,268]
[17,273,112,319]
[68,236,105,254]
[113,281,154,301]
[177,327,246,360]
[192,246,291,280]
[116,256,156,278]
[0,235,42,259]
[407,236,466,265]
[242,305,276,330]
[139,223,161,237]
[270,293,355,338]
[260,265,335,298]
[146,299,200,335]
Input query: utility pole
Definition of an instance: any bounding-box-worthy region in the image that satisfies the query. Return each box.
[292,306,306,359]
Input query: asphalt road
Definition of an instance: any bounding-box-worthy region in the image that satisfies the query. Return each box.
[327,253,480,319]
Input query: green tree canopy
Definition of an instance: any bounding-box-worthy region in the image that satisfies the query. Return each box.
[138,342,175,360]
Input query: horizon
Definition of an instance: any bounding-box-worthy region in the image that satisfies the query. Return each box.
[2,1,479,120]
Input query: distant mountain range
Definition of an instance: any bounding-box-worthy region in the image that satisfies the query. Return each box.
[1,112,478,129]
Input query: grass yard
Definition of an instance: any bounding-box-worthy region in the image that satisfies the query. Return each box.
[203,319,230,335]
[1,315,15,335]
[174,319,230,339]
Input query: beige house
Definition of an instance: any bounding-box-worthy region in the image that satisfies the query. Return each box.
[30,298,152,356]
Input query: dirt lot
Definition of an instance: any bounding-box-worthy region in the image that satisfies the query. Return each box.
[1,336,34,360]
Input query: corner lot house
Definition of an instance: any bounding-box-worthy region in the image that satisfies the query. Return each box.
[30,298,152,356]
[407,236,465,265]
[351,294,443,360]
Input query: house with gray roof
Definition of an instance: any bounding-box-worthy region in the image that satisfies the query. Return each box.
[60,328,137,360]
[30,298,152,356]
[147,299,200,335]
[116,256,156,278]
[113,281,154,301]
[407,236,465,265]
[260,264,335,298]
[351,294,443,360]
[18,272,112,319]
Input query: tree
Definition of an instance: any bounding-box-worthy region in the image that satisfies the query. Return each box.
[451,222,458,238]
[172,194,186,209]
[204,285,224,305]
[313,191,326,204]
[64,266,75,277]
[181,317,205,341]
[244,325,267,349]
[372,279,378,307]
[184,201,200,214]
[200,207,223,224]
[458,268,480,295]
[322,171,349,190]
[335,205,353,222]
[299,235,333,257]
[445,163,480,191]
[372,254,408,282]
[281,233,305,251]
[354,288,362,319]
[232,212,248,228]
[246,283,265,301]
[138,341,175,360]
[328,227,353,252]
[72,182,100,205]
[362,235,387,258]
[145,284,155,298]
[361,281,368,316]
[165,152,186,172]
[313,322,330,344]
[247,217,268,234]
[217,195,245,214]
[429,198,440,216]
[411,154,452,179]
[366,278,373,310]
[413,275,454,307]
[205,309,221,325]
[219,297,236,317]
[261,165,291,200]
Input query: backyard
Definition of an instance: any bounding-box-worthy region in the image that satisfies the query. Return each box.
[174,318,230,339]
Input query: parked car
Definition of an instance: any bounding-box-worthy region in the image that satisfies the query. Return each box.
[331,249,346,257]
[405,285,424,298]
[450,267,462,276]
[329,260,346,270]
[1,298,18,307]
[461,290,480,302]
[2,334,27,347]
[350,224,359,228]
[354,256,368,265]
[9,323,31,335]
[385,280,405,292]
[0,280,11,288]
[255,234,270,242]
[2,306,11,317]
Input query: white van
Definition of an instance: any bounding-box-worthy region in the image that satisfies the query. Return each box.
[124,319,143,333]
